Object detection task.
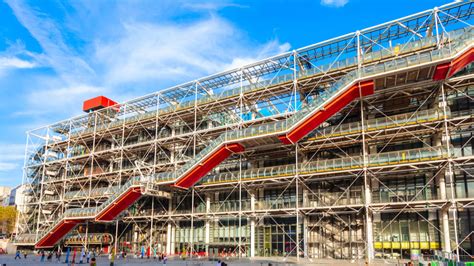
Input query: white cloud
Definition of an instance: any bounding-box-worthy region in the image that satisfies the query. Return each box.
[0,143,24,174]
[0,162,19,172]
[5,0,95,84]
[0,41,45,76]
[1,1,293,186]
[321,0,349,7]
[182,2,247,11]
[5,1,291,117]
[224,40,291,70]
[27,83,105,115]
[0,144,25,161]
[94,16,290,88]
[0,57,36,69]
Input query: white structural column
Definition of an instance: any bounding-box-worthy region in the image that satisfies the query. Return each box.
[166,223,172,255]
[303,216,309,258]
[205,194,210,255]
[250,189,256,258]
[171,226,176,255]
[133,224,139,254]
[432,132,451,253]
[166,194,173,255]
[359,88,374,261]
[302,186,309,258]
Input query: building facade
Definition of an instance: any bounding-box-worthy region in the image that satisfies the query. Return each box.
[0,186,11,207]
[14,2,474,262]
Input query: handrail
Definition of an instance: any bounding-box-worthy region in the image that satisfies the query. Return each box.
[201,146,449,185]
[54,28,465,139]
[35,176,144,244]
[151,28,473,185]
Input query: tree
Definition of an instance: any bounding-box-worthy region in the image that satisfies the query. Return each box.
[0,206,17,235]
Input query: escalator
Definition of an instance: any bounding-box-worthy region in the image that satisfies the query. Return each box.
[35,177,144,248]
[155,28,474,189]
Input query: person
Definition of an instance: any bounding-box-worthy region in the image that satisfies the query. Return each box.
[163,254,168,265]
[90,257,96,266]
[23,250,27,259]
[14,250,21,260]
[80,249,85,264]
[86,250,91,263]
[47,251,53,262]
[55,250,60,262]
[40,250,45,262]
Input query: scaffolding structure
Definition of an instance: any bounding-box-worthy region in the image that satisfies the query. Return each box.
[14,1,474,262]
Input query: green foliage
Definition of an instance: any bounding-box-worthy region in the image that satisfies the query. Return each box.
[0,206,17,234]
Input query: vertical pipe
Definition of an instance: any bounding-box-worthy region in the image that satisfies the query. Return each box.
[441,83,459,261]
[150,198,154,258]
[434,7,440,47]
[194,82,198,158]
[293,49,301,261]
[190,188,195,258]
[114,219,119,256]
[205,195,210,256]
[358,30,374,262]
[36,127,50,242]
[85,221,89,252]
[238,68,243,258]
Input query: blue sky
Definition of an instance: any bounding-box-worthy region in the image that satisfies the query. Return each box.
[0,0,451,187]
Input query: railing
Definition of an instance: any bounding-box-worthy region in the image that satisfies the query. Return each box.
[67,28,464,139]
[255,198,302,210]
[93,176,144,216]
[151,28,473,185]
[34,29,473,182]
[35,176,144,244]
[41,107,450,185]
[13,233,37,244]
[26,27,473,245]
[309,108,449,140]
[201,146,449,185]
[210,199,252,213]
[36,27,466,166]
[305,191,364,207]
[64,186,115,200]
[64,233,113,245]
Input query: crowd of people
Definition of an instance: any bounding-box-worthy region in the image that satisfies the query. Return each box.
[13,249,98,265]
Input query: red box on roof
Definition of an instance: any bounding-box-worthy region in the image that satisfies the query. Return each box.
[83,96,119,112]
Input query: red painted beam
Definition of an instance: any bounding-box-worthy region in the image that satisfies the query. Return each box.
[433,63,450,81]
[95,187,143,221]
[279,81,374,144]
[35,219,83,248]
[174,143,245,189]
[448,47,474,77]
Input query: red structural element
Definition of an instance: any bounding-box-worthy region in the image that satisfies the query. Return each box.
[95,187,143,221]
[83,96,119,113]
[448,47,474,77]
[174,143,245,189]
[433,63,451,81]
[279,81,375,144]
[432,47,474,81]
[35,219,83,248]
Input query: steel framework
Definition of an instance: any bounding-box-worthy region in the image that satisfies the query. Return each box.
[14,1,474,263]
